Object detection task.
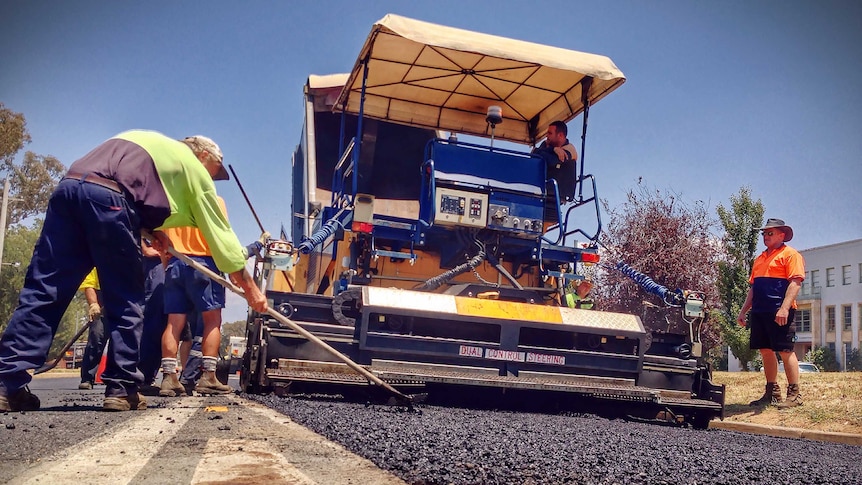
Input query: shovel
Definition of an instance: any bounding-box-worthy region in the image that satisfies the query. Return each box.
[33,319,94,375]
[142,231,416,408]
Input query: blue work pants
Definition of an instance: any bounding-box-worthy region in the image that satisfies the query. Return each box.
[80,315,108,384]
[138,256,166,384]
[0,178,145,397]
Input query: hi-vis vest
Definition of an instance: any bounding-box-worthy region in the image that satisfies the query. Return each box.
[565,292,594,310]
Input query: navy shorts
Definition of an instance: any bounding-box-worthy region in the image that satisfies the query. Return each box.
[749,310,796,352]
[163,255,225,314]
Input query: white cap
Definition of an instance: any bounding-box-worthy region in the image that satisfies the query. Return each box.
[182,135,228,180]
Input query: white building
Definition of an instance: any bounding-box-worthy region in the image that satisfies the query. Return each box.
[729,238,862,370]
[795,238,862,370]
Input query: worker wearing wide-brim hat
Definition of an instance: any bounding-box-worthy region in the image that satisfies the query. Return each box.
[736,218,805,409]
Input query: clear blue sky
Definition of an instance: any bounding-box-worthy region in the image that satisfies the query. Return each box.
[2,1,860,320]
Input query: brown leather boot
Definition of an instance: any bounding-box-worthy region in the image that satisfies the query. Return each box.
[0,386,40,412]
[194,371,232,395]
[159,372,186,397]
[777,384,803,408]
[749,382,782,406]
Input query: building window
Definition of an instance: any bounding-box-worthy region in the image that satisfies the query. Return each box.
[859,263,862,284]
[811,269,820,289]
[826,306,836,331]
[843,305,852,330]
[826,267,835,287]
[795,309,811,332]
[846,342,853,369]
[843,265,852,285]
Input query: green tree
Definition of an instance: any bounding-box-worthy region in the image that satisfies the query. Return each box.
[0,219,86,358]
[715,186,764,370]
[0,221,40,326]
[0,102,31,164]
[219,319,247,355]
[1,103,75,359]
[846,348,862,372]
[597,184,722,354]
[807,347,840,372]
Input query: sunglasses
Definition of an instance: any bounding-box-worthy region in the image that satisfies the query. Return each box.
[762,230,778,237]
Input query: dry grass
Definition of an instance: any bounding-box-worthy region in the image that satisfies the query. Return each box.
[713,371,862,434]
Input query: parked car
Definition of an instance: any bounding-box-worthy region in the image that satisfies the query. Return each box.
[778,361,820,373]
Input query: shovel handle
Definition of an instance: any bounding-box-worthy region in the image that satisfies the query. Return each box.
[142,231,411,404]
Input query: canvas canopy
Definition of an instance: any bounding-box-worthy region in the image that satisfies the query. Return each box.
[335,14,626,145]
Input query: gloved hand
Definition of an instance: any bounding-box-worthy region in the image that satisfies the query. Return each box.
[245,240,264,259]
[259,231,271,245]
[88,302,102,321]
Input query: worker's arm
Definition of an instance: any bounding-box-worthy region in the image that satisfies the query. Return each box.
[775,277,803,326]
[83,287,102,321]
[228,269,268,313]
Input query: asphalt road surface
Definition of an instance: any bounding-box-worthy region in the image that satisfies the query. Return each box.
[3,375,861,484]
[0,375,403,485]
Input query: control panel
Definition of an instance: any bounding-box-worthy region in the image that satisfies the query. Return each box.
[487,202,544,234]
[434,187,488,228]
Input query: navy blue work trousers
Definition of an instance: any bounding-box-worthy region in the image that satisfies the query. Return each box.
[138,256,167,384]
[0,178,145,397]
[80,315,108,384]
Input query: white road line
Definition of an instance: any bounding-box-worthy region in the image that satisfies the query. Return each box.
[235,396,406,485]
[9,398,201,485]
[191,438,316,484]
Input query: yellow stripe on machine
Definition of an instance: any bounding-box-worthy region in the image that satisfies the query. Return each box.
[361,286,643,333]
[455,298,563,324]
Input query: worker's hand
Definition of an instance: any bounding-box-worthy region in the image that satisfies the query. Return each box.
[245,241,264,259]
[775,307,790,326]
[88,302,102,321]
[245,284,268,313]
[259,231,271,245]
[141,242,160,259]
[553,146,567,162]
[149,230,173,255]
[229,269,268,313]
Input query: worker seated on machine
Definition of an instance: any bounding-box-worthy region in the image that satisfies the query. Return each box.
[565,279,594,309]
[532,120,577,202]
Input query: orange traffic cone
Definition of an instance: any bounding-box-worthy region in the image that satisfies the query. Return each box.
[94,353,107,384]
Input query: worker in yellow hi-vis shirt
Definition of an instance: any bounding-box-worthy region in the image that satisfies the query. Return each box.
[565,279,594,310]
[78,269,109,390]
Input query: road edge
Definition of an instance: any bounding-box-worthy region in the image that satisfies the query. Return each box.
[710,420,862,446]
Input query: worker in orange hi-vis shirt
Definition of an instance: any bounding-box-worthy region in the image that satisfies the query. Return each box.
[158,196,268,396]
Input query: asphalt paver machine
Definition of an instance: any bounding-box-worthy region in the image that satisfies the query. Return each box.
[241,14,724,428]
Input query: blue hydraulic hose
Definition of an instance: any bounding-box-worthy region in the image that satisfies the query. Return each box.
[297,217,344,254]
[615,262,684,306]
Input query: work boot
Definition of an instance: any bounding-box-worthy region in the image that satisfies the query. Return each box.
[180,378,196,397]
[194,371,232,395]
[0,386,41,412]
[159,372,186,397]
[749,382,782,406]
[139,382,161,396]
[103,392,147,412]
[78,381,93,390]
[777,384,803,409]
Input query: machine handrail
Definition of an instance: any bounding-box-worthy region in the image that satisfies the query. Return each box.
[331,137,356,208]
